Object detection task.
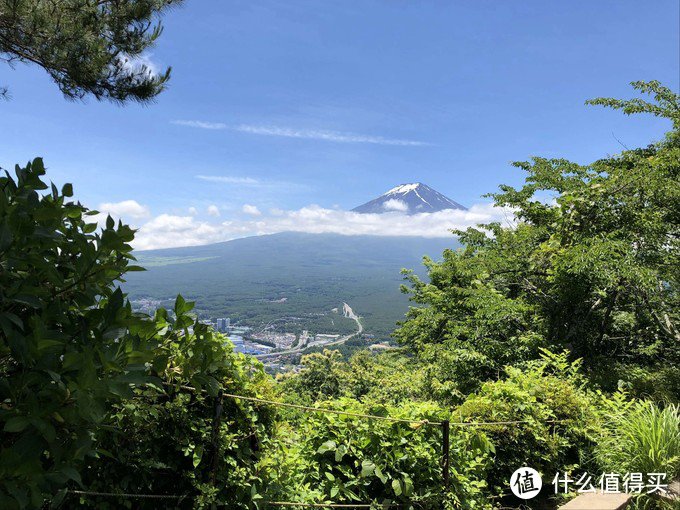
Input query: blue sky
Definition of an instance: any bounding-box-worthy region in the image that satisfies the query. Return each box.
[1,1,678,248]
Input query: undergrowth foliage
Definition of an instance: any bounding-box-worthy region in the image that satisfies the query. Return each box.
[595,400,680,480]
[455,351,598,497]
[1,159,145,507]
[259,399,493,510]
[0,160,276,508]
[79,311,276,509]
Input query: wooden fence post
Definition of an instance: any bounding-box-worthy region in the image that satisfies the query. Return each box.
[209,389,224,485]
[442,419,450,492]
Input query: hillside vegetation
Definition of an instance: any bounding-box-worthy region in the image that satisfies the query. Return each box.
[124,233,460,340]
[1,81,679,509]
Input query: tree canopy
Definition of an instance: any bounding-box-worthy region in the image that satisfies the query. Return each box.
[0,159,275,508]
[0,0,180,103]
[395,80,680,401]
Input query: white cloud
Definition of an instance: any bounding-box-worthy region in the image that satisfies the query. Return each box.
[172,120,228,129]
[207,205,221,217]
[196,175,260,185]
[98,200,151,219]
[188,207,198,216]
[172,119,429,146]
[383,199,409,212]
[242,204,261,216]
[131,202,514,250]
[194,175,312,199]
[234,124,430,146]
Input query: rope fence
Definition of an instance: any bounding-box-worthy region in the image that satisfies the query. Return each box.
[165,382,565,428]
[69,489,428,507]
[221,392,442,426]
[69,490,187,500]
[69,490,427,508]
[69,382,567,506]
[265,503,418,508]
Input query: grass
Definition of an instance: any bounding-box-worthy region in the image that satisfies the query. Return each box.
[596,402,680,479]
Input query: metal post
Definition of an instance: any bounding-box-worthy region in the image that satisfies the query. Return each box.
[209,389,224,485]
[442,420,450,492]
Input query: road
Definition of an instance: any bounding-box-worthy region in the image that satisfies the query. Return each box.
[255,302,362,360]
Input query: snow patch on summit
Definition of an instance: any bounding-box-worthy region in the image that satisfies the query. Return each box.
[384,183,421,195]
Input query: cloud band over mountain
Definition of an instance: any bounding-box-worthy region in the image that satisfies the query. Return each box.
[95,201,514,250]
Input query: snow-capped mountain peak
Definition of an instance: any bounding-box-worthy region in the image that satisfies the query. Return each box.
[352,183,466,215]
[383,183,421,195]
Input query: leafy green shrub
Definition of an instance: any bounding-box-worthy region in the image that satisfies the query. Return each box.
[81,311,273,508]
[0,160,275,509]
[259,399,493,509]
[455,350,598,497]
[278,349,428,406]
[0,159,153,508]
[595,399,680,479]
[78,299,276,509]
[591,365,680,404]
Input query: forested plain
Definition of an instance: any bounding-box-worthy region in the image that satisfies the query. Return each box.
[2,82,680,510]
[125,232,459,342]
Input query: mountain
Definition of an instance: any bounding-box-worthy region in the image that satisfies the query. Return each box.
[351,183,466,214]
[123,232,460,342]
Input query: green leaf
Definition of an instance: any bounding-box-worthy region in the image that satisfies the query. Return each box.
[83,223,98,234]
[5,482,28,508]
[403,476,413,496]
[317,440,336,454]
[59,465,83,486]
[12,294,41,308]
[361,460,375,478]
[37,339,63,351]
[50,488,68,509]
[392,479,402,496]
[192,445,204,468]
[0,220,12,251]
[375,466,387,484]
[4,312,23,330]
[4,416,31,432]
[334,445,346,462]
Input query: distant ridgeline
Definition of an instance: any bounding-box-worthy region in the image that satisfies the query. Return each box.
[124,232,460,342]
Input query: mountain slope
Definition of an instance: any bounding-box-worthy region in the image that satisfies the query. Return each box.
[352,183,466,214]
[123,232,460,340]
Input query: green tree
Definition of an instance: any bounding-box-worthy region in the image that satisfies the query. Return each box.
[395,81,680,399]
[79,307,276,509]
[0,160,274,508]
[279,349,346,403]
[279,349,428,406]
[0,158,150,506]
[0,0,180,102]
